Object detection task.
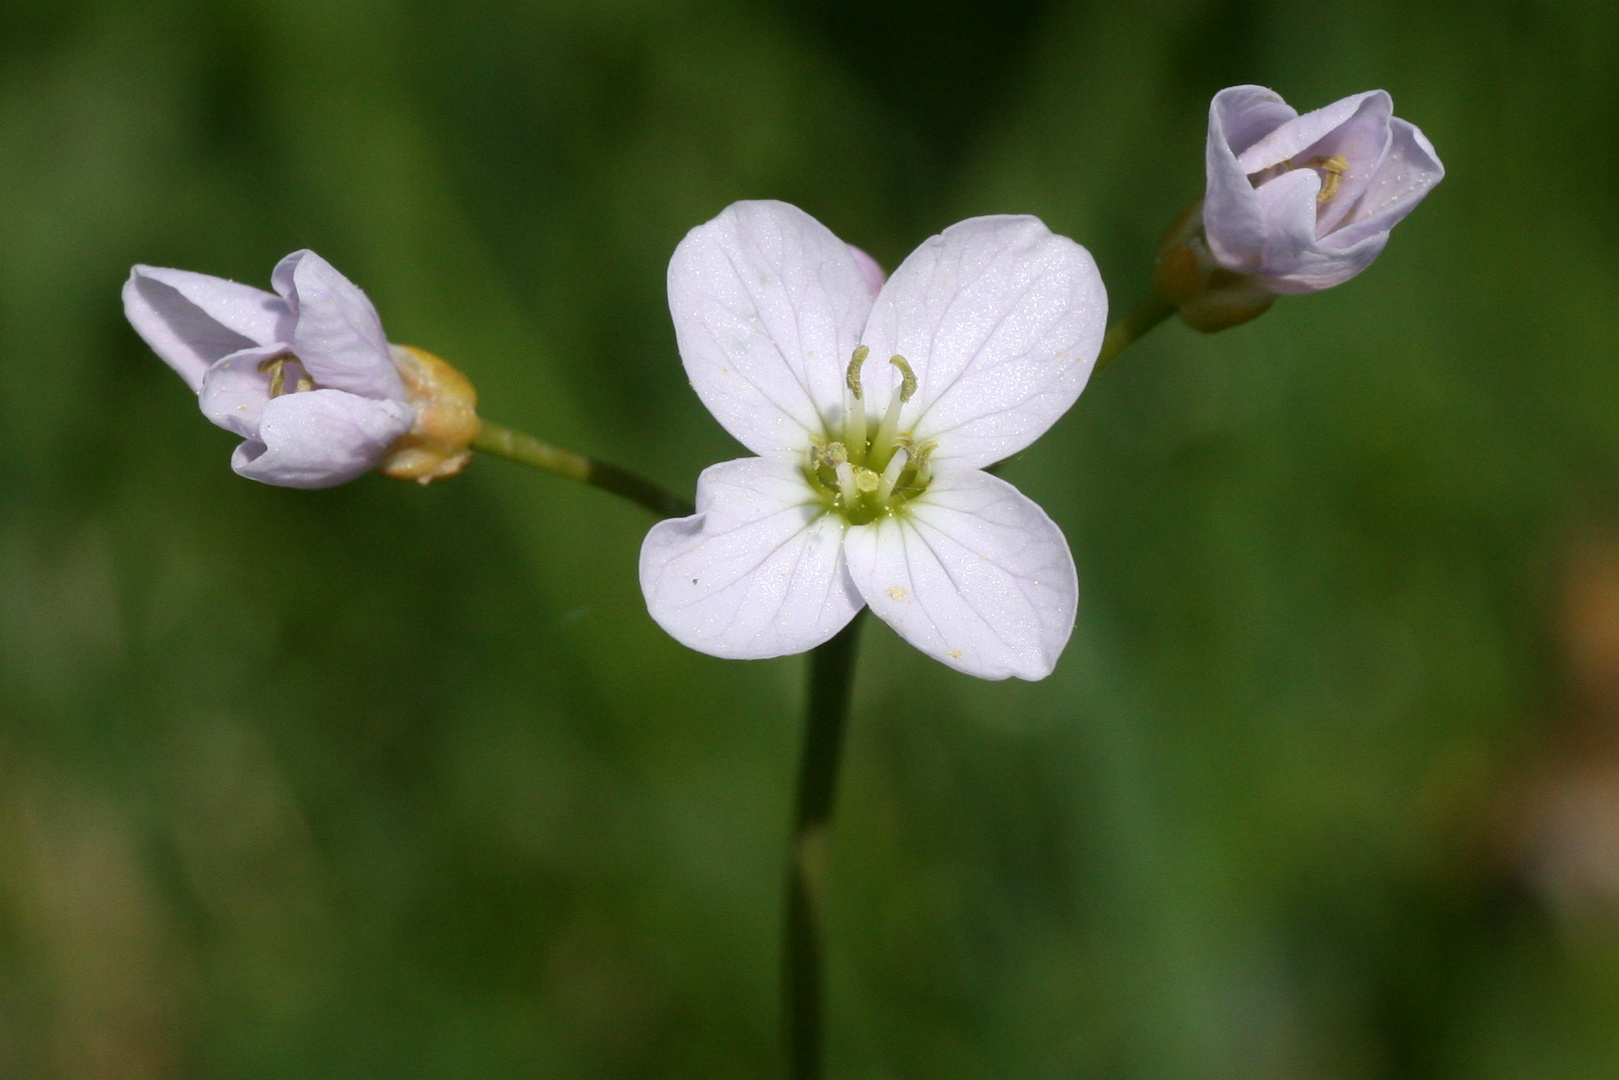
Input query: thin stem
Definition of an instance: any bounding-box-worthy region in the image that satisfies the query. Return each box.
[472,420,695,519]
[1093,293,1177,376]
[785,611,865,1080]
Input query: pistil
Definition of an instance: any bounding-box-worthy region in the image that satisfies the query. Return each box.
[834,461,860,506]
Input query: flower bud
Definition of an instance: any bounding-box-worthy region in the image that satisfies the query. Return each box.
[1158,85,1445,333]
[125,251,485,488]
[1202,85,1444,296]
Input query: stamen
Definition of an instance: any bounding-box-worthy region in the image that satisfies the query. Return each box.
[259,355,287,398]
[889,355,917,403]
[875,447,908,502]
[834,461,860,506]
[1308,154,1348,204]
[869,354,916,469]
[845,345,869,399]
[844,346,870,464]
[854,467,880,494]
[257,352,317,398]
[1247,153,1349,204]
[824,441,848,467]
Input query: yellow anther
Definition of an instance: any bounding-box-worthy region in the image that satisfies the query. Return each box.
[843,346,871,464]
[824,441,849,466]
[257,353,314,398]
[1308,155,1348,204]
[846,345,869,399]
[854,467,881,494]
[889,355,917,403]
[258,354,289,398]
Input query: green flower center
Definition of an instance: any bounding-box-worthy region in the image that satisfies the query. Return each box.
[805,346,935,526]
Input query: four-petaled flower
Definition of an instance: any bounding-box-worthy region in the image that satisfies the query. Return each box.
[125,250,479,489]
[640,201,1106,680]
[1203,85,1444,294]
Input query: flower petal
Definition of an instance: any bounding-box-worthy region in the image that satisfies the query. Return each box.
[668,201,875,459]
[197,344,299,438]
[1255,166,1325,272]
[858,216,1105,471]
[1202,86,1293,274]
[1211,84,1297,157]
[843,469,1077,681]
[1295,92,1395,236]
[1256,167,1388,293]
[640,456,863,660]
[1234,89,1386,175]
[279,250,406,401]
[123,266,290,391]
[1328,117,1445,248]
[848,244,886,297]
[230,389,413,489]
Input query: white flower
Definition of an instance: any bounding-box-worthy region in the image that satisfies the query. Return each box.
[640,201,1106,681]
[124,250,479,488]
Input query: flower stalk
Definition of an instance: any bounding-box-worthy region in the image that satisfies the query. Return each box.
[785,611,865,1080]
[1093,293,1178,375]
[473,421,694,519]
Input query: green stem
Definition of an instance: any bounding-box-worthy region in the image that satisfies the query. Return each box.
[785,611,865,1080]
[473,420,695,519]
[1093,293,1177,375]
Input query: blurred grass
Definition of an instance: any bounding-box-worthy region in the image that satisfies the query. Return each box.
[2,0,1619,1076]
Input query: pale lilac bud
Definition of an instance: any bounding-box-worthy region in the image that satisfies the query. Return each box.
[124,251,480,488]
[1202,85,1443,295]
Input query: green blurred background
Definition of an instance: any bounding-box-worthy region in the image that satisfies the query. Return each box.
[3,0,1619,1076]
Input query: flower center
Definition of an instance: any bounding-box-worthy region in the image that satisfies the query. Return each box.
[259,353,316,397]
[805,346,935,526]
